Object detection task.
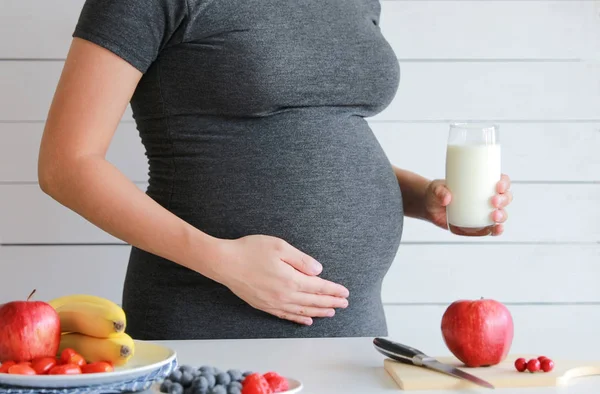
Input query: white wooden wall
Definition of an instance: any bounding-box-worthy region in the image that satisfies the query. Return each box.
[1,0,599,357]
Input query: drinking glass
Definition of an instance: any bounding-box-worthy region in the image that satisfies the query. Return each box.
[445,123,501,236]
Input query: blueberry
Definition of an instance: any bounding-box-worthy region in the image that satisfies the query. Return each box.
[179,365,196,374]
[208,386,227,394]
[181,371,195,387]
[199,366,215,375]
[203,373,216,388]
[169,369,183,383]
[228,381,242,390]
[213,367,224,375]
[242,371,253,378]
[187,385,208,394]
[192,369,202,377]
[227,386,241,394]
[160,379,174,393]
[216,372,231,386]
[169,382,184,394]
[227,369,243,382]
[192,376,209,391]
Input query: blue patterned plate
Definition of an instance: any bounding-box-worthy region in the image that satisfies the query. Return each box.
[0,340,177,393]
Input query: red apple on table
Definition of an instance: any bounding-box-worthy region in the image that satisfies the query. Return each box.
[0,289,61,362]
[441,298,514,367]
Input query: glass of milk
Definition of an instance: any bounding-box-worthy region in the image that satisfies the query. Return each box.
[445,123,501,236]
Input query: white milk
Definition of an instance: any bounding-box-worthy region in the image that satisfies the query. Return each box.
[445,143,501,229]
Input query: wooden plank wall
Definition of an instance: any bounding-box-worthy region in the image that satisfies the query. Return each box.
[1,0,599,356]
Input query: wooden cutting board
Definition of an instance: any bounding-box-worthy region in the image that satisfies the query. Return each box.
[384,354,600,390]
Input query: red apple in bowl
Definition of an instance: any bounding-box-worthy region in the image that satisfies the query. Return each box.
[0,289,61,362]
[441,298,514,367]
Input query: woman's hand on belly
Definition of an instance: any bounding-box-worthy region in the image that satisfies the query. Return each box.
[210,235,350,326]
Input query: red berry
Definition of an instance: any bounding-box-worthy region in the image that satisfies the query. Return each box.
[538,356,548,363]
[514,358,527,372]
[541,358,554,372]
[7,364,36,375]
[263,372,289,393]
[0,361,16,373]
[242,373,273,394]
[527,359,541,373]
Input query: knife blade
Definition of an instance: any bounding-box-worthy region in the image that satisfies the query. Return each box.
[373,337,495,389]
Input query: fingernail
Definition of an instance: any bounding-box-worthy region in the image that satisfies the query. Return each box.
[312,261,322,274]
[327,309,335,317]
[495,210,503,221]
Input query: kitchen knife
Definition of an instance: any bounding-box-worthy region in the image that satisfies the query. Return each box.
[373,337,495,389]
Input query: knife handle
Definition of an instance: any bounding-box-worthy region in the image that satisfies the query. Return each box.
[373,337,429,365]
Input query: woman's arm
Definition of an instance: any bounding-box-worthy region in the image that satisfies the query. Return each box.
[38,38,349,325]
[38,38,221,278]
[391,165,431,220]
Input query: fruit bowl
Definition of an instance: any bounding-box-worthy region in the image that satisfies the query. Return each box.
[0,340,177,392]
[276,377,302,393]
[264,377,302,394]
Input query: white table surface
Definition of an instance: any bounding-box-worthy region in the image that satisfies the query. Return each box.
[141,337,600,394]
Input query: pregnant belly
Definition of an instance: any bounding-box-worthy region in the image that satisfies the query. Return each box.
[143,111,404,290]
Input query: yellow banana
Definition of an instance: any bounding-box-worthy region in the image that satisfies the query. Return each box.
[48,294,126,337]
[48,294,121,311]
[59,332,135,366]
[54,301,126,338]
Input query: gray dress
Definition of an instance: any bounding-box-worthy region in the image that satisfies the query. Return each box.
[73,0,403,340]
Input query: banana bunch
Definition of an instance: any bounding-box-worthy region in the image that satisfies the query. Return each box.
[48,294,135,366]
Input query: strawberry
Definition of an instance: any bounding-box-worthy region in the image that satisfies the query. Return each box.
[242,373,273,394]
[263,372,289,393]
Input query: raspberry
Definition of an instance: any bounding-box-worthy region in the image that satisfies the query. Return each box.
[242,373,273,394]
[263,372,289,393]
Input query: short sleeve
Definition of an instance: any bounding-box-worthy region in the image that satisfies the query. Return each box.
[73,0,188,73]
[366,0,382,26]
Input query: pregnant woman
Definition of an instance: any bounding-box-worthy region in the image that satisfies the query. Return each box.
[38,0,512,340]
